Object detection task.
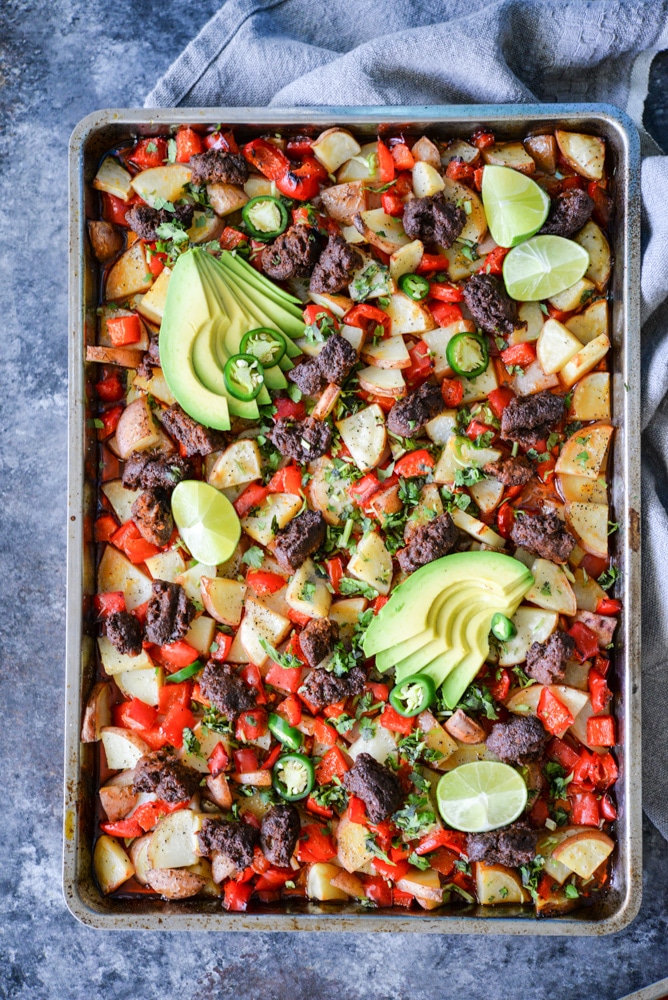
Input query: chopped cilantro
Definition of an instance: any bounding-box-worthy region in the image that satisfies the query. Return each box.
[242,546,265,569]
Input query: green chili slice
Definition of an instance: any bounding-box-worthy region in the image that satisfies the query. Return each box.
[445,331,489,378]
[389,674,436,717]
[268,713,303,752]
[398,272,430,301]
[223,353,265,401]
[491,613,517,642]
[165,661,202,683]
[272,752,315,801]
[239,327,286,367]
[241,196,288,241]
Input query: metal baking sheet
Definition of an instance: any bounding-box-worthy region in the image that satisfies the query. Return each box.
[65,104,641,932]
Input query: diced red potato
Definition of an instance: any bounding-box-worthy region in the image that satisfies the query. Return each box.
[444,709,485,744]
[81,682,112,743]
[99,784,139,823]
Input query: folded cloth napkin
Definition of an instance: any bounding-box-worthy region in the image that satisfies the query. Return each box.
[146,0,668,838]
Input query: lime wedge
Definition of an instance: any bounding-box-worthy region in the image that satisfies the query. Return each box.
[481,165,550,248]
[171,480,241,565]
[502,235,590,301]
[436,761,527,833]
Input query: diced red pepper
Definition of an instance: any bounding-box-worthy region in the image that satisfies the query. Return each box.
[416,253,450,274]
[210,632,233,662]
[132,799,188,832]
[478,246,509,276]
[100,818,143,838]
[466,419,496,444]
[430,301,463,327]
[592,654,610,677]
[496,501,515,539]
[175,127,203,162]
[315,746,350,784]
[94,515,120,544]
[266,463,302,495]
[129,137,168,169]
[159,640,199,668]
[288,607,313,627]
[391,143,415,170]
[246,570,286,596]
[234,748,260,773]
[157,682,192,715]
[132,601,148,626]
[415,828,466,856]
[530,797,550,827]
[124,537,161,565]
[546,303,571,324]
[597,752,618,790]
[243,138,291,180]
[342,303,392,338]
[429,282,464,303]
[587,181,613,229]
[323,699,347,720]
[97,405,124,440]
[366,682,389,703]
[286,137,314,158]
[372,595,389,614]
[265,658,303,695]
[96,374,125,402]
[488,667,511,703]
[303,303,339,328]
[94,590,126,616]
[325,556,344,594]
[441,377,464,408]
[313,716,337,748]
[379,704,416,735]
[445,158,475,184]
[381,191,405,217]
[587,716,615,747]
[596,597,622,616]
[377,141,396,184]
[600,794,617,821]
[208,741,230,776]
[537,686,574,736]
[428,846,459,877]
[275,157,326,201]
[348,795,368,827]
[273,396,307,421]
[297,823,337,863]
[218,226,248,251]
[372,857,409,881]
[102,192,131,227]
[568,621,601,661]
[160,703,196,749]
[305,795,332,819]
[473,166,485,191]
[261,743,283,772]
[392,889,414,908]
[279,694,302,727]
[569,790,600,826]
[236,708,268,742]
[145,246,167,277]
[113,698,157,733]
[348,472,382,506]
[205,129,239,153]
[254,866,295,892]
[223,880,254,912]
[501,342,536,368]
[471,130,495,150]
[405,339,434,386]
[233,482,269,517]
[240,663,267,705]
[588,669,612,714]
[394,449,435,478]
[364,876,393,907]
[547,736,581,772]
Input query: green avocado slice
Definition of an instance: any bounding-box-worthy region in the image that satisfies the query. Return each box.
[389,587,484,676]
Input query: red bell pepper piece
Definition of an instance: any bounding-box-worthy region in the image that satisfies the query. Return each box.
[160,640,199,668]
[265,659,303,694]
[208,741,230,776]
[210,632,233,662]
[372,595,389,614]
[569,790,600,826]
[297,824,337,863]
[234,748,260,773]
[430,301,463,327]
[466,419,496,444]
[145,248,166,278]
[102,192,131,227]
[392,889,414,907]
[124,537,161,565]
[94,515,120,543]
[233,482,269,517]
[254,866,295,892]
[157,680,192,713]
[315,746,350,784]
[129,138,168,169]
[236,708,268,742]
[372,857,409,881]
[547,736,581,772]
[597,751,618,789]
[377,141,395,184]
[97,405,124,440]
[217,226,248,251]
[223,880,254,912]
[501,342,536,368]
[587,181,613,229]
[96,374,125,402]
[348,472,382,508]
[133,799,188,832]
[473,166,485,191]
[600,794,617,821]
[427,846,459,877]
[94,590,126,616]
[243,138,291,179]
[478,245,509,276]
[324,556,344,594]
[323,699,347,720]
[160,703,196,748]
[175,127,203,162]
[596,597,622,616]
[366,681,390,703]
[445,158,475,184]
[286,136,314,158]
[568,621,601,661]
[394,449,435,478]
[278,694,302,728]
[537,687,574,736]
[530,797,550,827]
[416,253,450,274]
[205,129,239,153]
[348,796,368,826]
[113,698,157,733]
[240,663,267,705]
[390,142,415,170]
[275,157,326,201]
[379,704,416,735]
[405,339,434,386]
[546,303,571,324]
[109,519,143,551]
[313,717,337,748]
[273,396,306,421]
[381,191,405,217]
[488,667,511,702]
[100,818,143,838]
[246,570,286,596]
[415,828,466,856]
[588,669,612,714]
[342,303,392,338]
[429,281,464,303]
[440,377,464,408]
[303,303,339,328]
[266,463,303,495]
[587,716,615,747]
[496,502,515,539]
[261,743,283,772]
[471,130,495,149]
[487,386,516,419]
[364,876,393,907]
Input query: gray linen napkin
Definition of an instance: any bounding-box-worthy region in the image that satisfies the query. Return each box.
[146,0,668,838]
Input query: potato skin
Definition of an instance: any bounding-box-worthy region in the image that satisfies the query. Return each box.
[88,220,124,262]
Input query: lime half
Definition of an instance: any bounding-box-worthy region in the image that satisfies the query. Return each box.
[503,235,589,301]
[436,761,527,833]
[481,165,550,248]
[171,480,241,565]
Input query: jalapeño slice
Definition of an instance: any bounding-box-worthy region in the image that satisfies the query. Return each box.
[389,674,436,717]
[272,752,315,801]
[445,331,489,379]
[491,612,517,642]
[398,272,430,301]
[268,713,303,752]
[165,661,202,683]
[241,195,289,241]
[240,327,286,367]
[223,353,265,401]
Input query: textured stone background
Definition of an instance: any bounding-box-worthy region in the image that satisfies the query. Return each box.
[1,3,667,998]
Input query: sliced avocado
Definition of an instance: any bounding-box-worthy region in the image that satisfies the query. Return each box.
[219,250,303,307]
[389,586,483,676]
[159,251,231,430]
[217,265,304,354]
[191,322,260,421]
[364,552,533,657]
[421,606,498,690]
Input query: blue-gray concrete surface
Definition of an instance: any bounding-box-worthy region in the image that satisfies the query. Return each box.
[0,3,666,998]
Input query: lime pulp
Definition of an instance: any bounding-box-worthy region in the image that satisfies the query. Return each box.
[502,234,590,301]
[171,480,241,565]
[481,165,550,248]
[436,760,528,833]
